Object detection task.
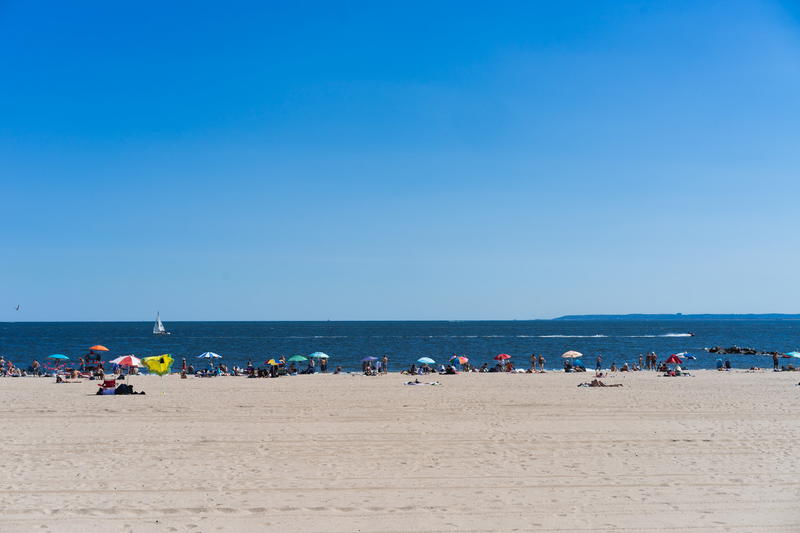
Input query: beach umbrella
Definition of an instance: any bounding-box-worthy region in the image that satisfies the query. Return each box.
[450,355,469,364]
[142,354,174,375]
[784,351,800,358]
[308,352,329,359]
[287,355,307,362]
[417,357,435,364]
[665,354,683,365]
[265,359,282,366]
[494,353,511,361]
[561,351,583,359]
[89,345,109,352]
[361,356,378,362]
[110,355,142,367]
[48,354,70,360]
[676,352,696,360]
[196,352,222,359]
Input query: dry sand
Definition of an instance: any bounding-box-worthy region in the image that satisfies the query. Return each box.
[1,370,798,532]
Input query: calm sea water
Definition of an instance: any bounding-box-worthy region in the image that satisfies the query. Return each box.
[1,320,798,372]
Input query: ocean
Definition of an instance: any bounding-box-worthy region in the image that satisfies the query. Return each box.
[1,320,799,372]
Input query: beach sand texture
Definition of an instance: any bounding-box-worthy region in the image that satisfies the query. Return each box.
[1,370,798,532]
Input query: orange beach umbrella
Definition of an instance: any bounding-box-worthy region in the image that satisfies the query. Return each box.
[89,345,109,352]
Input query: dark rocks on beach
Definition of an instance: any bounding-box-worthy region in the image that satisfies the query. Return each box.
[706,346,780,356]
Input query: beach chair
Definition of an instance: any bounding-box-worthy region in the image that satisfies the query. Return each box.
[97,378,117,395]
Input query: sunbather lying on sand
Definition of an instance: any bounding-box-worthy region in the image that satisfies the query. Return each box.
[404,379,441,386]
[55,375,82,383]
[578,379,623,387]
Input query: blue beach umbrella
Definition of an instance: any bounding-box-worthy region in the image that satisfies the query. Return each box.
[309,352,329,359]
[361,356,378,362]
[48,354,69,360]
[785,352,800,358]
[417,357,435,364]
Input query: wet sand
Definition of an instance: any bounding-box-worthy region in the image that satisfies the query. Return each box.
[1,370,798,532]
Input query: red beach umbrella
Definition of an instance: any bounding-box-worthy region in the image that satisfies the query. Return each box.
[665,354,683,365]
[494,353,511,361]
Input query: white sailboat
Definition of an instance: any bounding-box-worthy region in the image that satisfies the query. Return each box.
[153,312,170,335]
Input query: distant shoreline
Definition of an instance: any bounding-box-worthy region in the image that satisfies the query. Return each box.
[4,314,800,323]
[554,314,800,321]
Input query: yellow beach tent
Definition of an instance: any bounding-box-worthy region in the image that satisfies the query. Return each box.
[142,354,174,376]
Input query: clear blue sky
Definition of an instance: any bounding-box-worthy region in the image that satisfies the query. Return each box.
[2,1,799,321]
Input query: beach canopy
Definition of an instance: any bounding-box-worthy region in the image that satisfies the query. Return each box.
[308,352,329,359]
[196,352,221,359]
[450,355,469,364]
[417,357,435,364]
[784,351,800,358]
[265,359,282,366]
[494,353,511,361]
[142,354,173,375]
[110,355,141,367]
[287,355,307,362]
[361,356,378,362]
[561,351,583,359]
[48,354,69,360]
[665,354,683,365]
[89,345,109,352]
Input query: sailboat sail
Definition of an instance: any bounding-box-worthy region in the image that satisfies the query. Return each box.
[153,313,167,334]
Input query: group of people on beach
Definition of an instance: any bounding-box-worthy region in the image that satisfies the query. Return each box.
[5,347,799,380]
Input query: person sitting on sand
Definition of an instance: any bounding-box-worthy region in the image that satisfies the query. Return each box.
[621,363,629,372]
[610,363,617,372]
[333,366,342,374]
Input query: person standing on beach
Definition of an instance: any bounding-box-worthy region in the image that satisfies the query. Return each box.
[538,354,545,372]
[381,355,389,373]
[595,355,602,372]
[773,353,779,371]
[530,354,537,371]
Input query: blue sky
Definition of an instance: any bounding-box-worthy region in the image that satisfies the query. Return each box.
[2,1,800,321]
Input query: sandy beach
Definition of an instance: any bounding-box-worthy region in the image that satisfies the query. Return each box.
[1,370,798,532]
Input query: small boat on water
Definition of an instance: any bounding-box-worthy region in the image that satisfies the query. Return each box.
[153,312,170,335]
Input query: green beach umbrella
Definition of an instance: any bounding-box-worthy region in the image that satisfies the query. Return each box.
[287,355,308,362]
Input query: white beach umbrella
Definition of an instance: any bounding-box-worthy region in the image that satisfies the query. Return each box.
[196,352,222,359]
[561,350,583,359]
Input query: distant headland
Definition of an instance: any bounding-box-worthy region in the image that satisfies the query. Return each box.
[553,313,800,321]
